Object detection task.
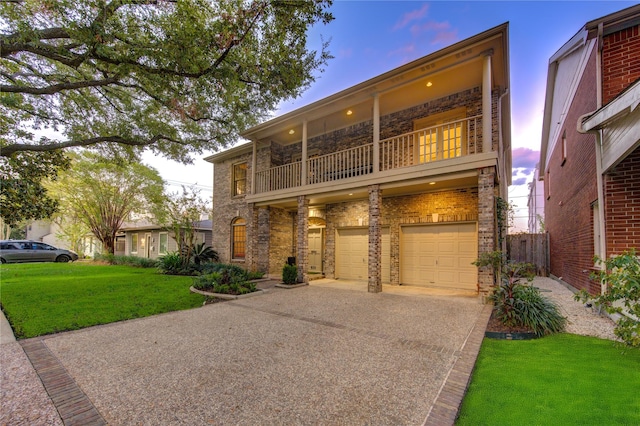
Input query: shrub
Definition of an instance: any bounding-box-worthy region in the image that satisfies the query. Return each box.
[158,252,190,275]
[282,264,298,284]
[475,251,566,337]
[94,253,158,268]
[191,267,258,295]
[247,270,265,280]
[184,243,219,265]
[576,249,640,347]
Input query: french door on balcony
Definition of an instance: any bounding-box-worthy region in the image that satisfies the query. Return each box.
[414,108,466,163]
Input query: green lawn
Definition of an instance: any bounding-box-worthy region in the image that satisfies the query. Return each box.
[457,333,640,425]
[0,262,204,338]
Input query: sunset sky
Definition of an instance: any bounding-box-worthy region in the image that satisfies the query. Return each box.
[148,0,638,231]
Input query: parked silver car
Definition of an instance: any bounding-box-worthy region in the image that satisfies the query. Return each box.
[0,240,79,264]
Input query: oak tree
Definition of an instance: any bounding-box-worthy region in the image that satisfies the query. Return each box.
[48,152,166,254]
[1,0,333,222]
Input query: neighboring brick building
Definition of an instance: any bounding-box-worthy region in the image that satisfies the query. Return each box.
[540,5,640,295]
[207,24,511,298]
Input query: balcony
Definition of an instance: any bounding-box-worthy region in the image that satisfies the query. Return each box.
[254,115,486,197]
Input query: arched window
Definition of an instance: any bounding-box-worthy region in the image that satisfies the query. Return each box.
[231,218,246,259]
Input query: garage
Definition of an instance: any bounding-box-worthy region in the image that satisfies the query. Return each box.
[400,223,477,290]
[336,228,390,282]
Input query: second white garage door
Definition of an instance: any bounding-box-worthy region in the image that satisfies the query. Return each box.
[400,223,477,290]
[336,228,390,282]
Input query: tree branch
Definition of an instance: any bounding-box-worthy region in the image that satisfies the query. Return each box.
[0,134,183,157]
[1,76,119,95]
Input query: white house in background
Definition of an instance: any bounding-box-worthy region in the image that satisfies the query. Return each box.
[527,165,545,233]
[25,220,100,258]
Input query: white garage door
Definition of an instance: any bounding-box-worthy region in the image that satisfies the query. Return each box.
[336,228,390,282]
[400,223,477,290]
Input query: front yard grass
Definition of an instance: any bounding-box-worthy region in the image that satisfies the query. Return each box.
[0,263,204,338]
[456,333,640,425]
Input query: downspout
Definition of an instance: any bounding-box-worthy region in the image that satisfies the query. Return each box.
[497,87,509,254]
[577,115,606,294]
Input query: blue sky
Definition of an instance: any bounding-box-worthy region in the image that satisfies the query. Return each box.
[151,0,639,230]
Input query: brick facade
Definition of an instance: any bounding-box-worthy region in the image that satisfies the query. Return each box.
[212,88,501,292]
[602,24,640,105]
[545,47,599,294]
[368,185,382,293]
[605,145,640,255]
[477,167,496,299]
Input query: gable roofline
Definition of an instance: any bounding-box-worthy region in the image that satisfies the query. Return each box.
[204,141,252,163]
[539,4,640,175]
[239,22,509,141]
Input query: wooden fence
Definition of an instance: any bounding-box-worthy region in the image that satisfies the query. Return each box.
[507,233,549,276]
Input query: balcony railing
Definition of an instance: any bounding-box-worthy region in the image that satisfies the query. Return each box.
[254,115,481,194]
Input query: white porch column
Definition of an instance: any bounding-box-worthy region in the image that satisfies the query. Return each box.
[301,119,308,186]
[482,51,493,153]
[251,140,257,194]
[373,93,380,173]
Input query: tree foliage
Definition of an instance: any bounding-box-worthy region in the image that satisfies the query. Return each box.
[1,0,333,162]
[154,185,210,267]
[47,152,165,254]
[576,250,640,347]
[0,150,70,226]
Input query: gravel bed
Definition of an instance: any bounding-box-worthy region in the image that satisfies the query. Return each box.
[532,276,618,341]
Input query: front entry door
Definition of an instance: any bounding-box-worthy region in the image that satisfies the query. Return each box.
[308,228,323,274]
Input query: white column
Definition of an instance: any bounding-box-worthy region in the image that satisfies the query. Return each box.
[373,93,380,173]
[301,120,308,185]
[482,52,493,153]
[251,140,257,194]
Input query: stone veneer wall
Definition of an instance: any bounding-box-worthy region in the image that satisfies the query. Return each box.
[324,189,479,284]
[211,151,254,266]
[268,207,295,276]
[273,87,495,163]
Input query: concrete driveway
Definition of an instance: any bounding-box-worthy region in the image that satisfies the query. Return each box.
[7,282,490,425]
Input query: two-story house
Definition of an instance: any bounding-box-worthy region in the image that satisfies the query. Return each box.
[539,4,640,295]
[207,23,511,297]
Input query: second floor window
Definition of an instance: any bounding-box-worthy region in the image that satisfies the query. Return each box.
[233,163,247,196]
[414,108,466,163]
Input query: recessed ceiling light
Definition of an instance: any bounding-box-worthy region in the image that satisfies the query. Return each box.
[289,129,295,135]
[346,110,353,116]
[429,181,436,185]
[426,81,433,87]
[348,193,353,196]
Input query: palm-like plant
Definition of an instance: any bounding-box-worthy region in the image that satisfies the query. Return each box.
[186,243,219,265]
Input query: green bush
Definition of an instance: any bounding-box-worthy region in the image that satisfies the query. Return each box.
[576,249,640,347]
[476,251,565,337]
[247,270,265,280]
[282,264,298,284]
[192,268,257,295]
[157,252,185,274]
[95,253,158,268]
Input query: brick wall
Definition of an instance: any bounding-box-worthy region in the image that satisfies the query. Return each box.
[602,24,640,105]
[545,47,599,294]
[269,207,295,276]
[211,152,253,265]
[605,145,640,255]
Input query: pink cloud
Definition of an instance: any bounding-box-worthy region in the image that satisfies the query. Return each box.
[410,20,451,37]
[512,147,540,170]
[430,30,458,46]
[393,3,429,31]
[388,43,416,58]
